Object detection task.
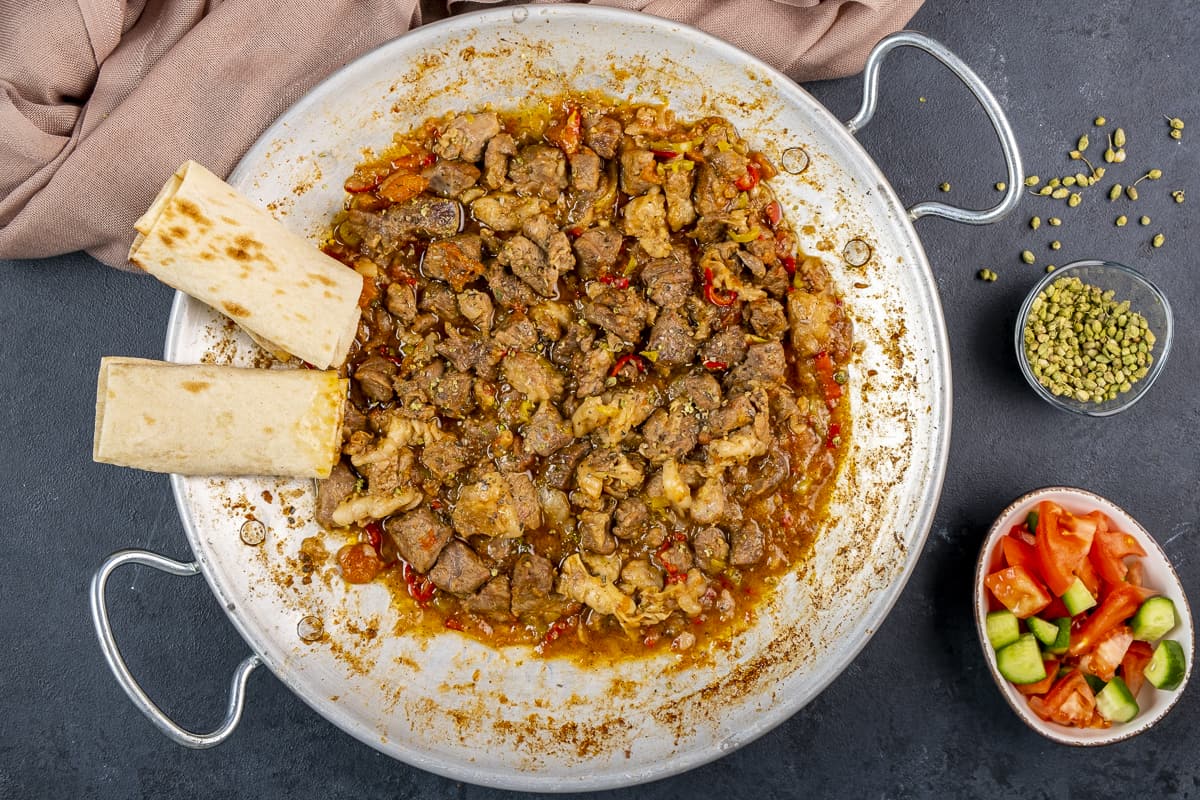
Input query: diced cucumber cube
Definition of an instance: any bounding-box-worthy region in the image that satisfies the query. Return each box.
[986,610,1021,650]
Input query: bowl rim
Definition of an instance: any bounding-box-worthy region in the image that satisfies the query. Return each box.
[973,485,1194,746]
[1013,259,1174,417]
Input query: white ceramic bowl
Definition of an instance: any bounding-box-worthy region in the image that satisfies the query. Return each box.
[974,486,1193,745]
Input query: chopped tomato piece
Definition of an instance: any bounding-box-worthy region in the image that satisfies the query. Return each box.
[546,106,582,156]
[1029,670,1096,727]
[1079,624,1134,681]
[343,162,392,193]
[1090,525,1147,584]
[1001,534,1041,576]
[1126,559,1145,587]
[1016,658,1059,696]
[1068,583,1155,656]
[985,565,1052,618]
[1121,640,1155,695]
[1075,551,1102,598]
[336,542,383,584]
[1035,501,1097,596]
[377,171,429,203]
[1040,595,1072,620]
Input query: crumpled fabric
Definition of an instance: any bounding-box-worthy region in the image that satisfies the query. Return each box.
[0,0,923,268]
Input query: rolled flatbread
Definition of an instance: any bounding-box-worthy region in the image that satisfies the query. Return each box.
[94,357,347,478]
[129,161,362,370]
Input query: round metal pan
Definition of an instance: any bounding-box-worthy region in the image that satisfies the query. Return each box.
[92,6,1021,791]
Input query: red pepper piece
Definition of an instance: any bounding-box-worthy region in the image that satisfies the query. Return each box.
[598,273,630,289]
[781,255,797,275]
[610,353,645,378]
[376,345,405,367]
[651,149,680,159]
[734,162,761,191]
[825,423,841,449]
[703,267,737,306]
[702,360,728,370]
[401,562,436,607]
[765,200,783,228]
[444,618,465,631]
[814,351,843,409]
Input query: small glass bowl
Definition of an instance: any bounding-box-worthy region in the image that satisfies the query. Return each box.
[1014,260,1173,416]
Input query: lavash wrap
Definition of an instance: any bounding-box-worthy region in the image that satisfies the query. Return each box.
[129,161,362,369]
[94,357,347,478]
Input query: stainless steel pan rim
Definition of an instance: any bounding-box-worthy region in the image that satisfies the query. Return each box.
[92,5,1021,791]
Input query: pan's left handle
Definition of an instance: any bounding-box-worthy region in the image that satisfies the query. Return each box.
[846,30,1024,225]
[90,549,262,749]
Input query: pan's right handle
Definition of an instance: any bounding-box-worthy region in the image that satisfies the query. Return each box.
[90,549,262,749]
[846,30,1024,225]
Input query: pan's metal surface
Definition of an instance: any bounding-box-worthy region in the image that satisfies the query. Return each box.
[91,6,1024,790]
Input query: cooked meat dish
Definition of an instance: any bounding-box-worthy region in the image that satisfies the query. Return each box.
[316,96,853,658]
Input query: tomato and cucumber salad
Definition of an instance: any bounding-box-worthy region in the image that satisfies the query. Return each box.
[984,501,1186,728]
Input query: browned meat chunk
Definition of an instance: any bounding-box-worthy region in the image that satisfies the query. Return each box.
[523,402,572,456]
[384,507,453,573]
[639,405,700,463]
[429,370,475,418]
[584,115,622,159]
[699,327,747,368]
[345,196,462,253]
[465,575,513,620]
[730,520,765,566]
[572,344,613,399]
[737,248,766,279]
[430,540,491,595]
[385,281,417,322]
[658,538,693,575]
[748,298,788,339]
[691,526,729,574]
[418,283,463,325]
[452,469,524,538]
[569,148,602,192]
[646,309,697,367]
[471,192,537,232]
[703,392,756,440]
[505,470,542,531]
[421,160,480,198]
[509,145,568,201]
[692,164,734,216]
[420,438,467,480]
[435,326,476,373]
[510,552,572,622]
[612,497,648,540]
[668,372,722,412]
[457,289,494,331]
[341,404,369,444]
[620,148,658,195]
[493,315,539,350]
[639,247,693,309]
[540,440,590,491]
[727,341,786,388]
[572,227,624,280]
[353,355,396,403]
[315,460,357,528]
[422,234,485,292]
[499,234,558,297]
[708,149,749,181]
[663,168,696,231]
[578,510,617,554]
[483,133,517,189]
[435,112,500,162]
[761,263,791,298]
[502,352,564,402]
[484,262,540,308]
[621,192,671,258]
[582,288,655,344]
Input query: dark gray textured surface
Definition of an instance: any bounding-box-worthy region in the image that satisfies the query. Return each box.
[2,1,1198,797]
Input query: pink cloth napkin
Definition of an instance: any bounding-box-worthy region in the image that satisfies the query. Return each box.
[0,0,922,268]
